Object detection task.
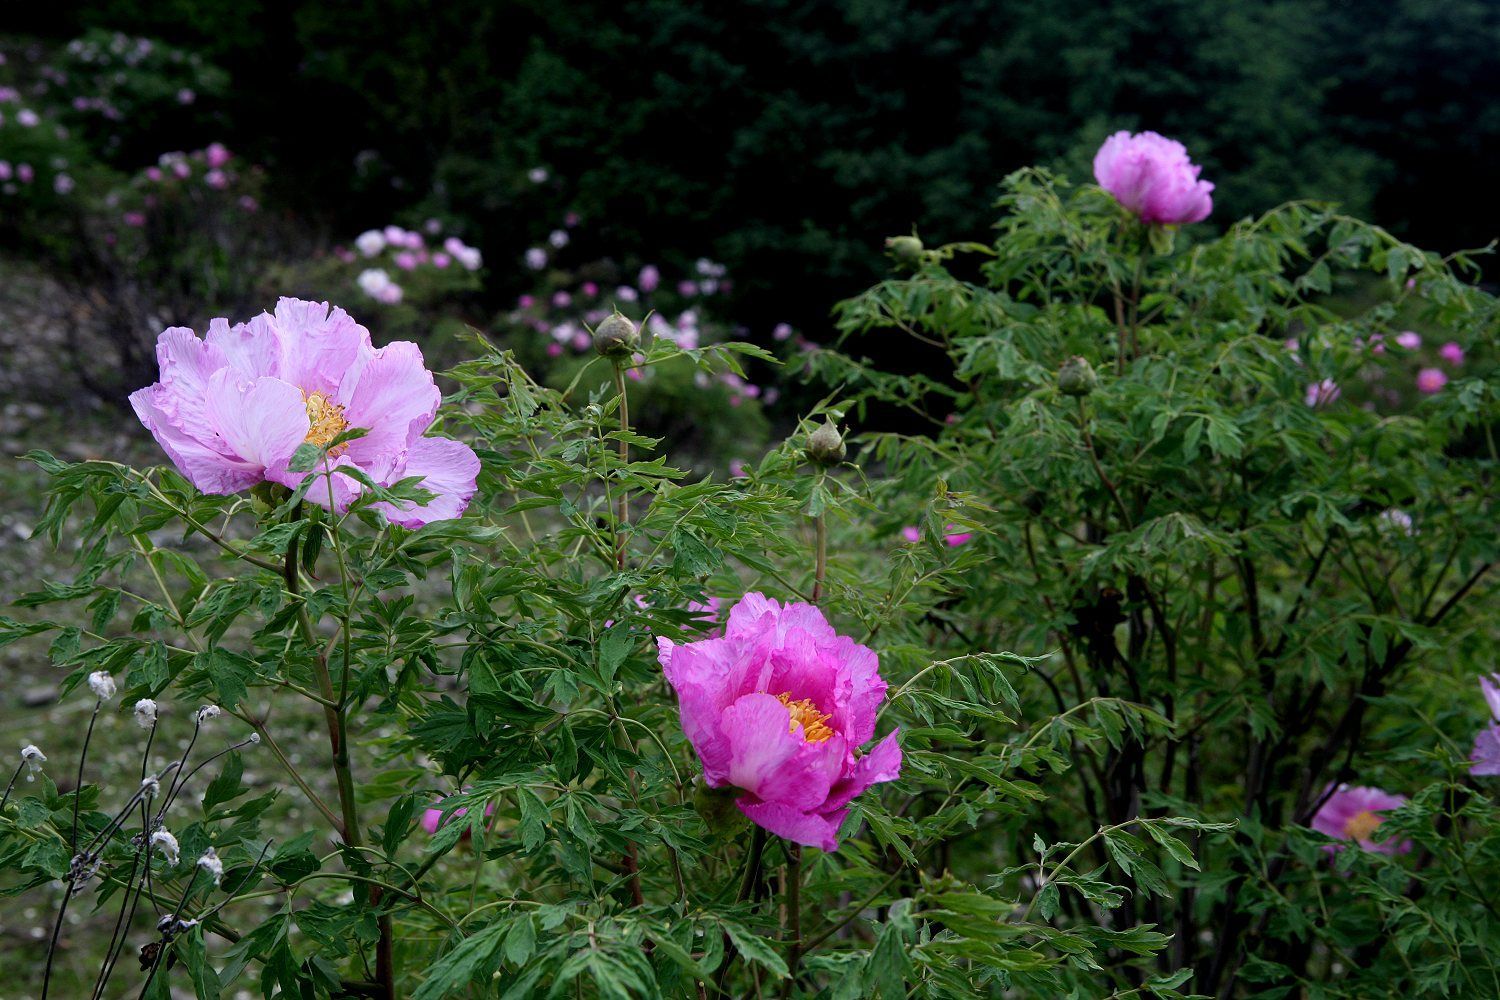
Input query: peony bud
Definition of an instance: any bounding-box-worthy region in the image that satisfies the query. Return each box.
[885,235,924,267]
[1058,356,1097,397]
[593,313,639,358]
[805,419,846,465]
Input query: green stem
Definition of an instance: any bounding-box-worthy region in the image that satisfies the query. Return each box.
[781,844,802,998]
[612,361,631,571]
[811,512,827,605]
[713,826,767,995]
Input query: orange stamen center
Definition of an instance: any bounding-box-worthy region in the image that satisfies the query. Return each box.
[303,391,349,454]
[777,692,834,743]
[1344,810,1383,841]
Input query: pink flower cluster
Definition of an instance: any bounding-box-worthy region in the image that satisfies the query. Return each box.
[900,524,973,547]
[340,223,482,306]
[659,594,902,851]
[130,297,479,528]
[1093,131,1214,226]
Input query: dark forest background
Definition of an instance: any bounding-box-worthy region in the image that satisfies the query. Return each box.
[10,0,1499,334]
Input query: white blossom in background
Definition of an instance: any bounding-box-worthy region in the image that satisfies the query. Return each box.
[527,166,549,183]
[150,830,180,865]
[88,671,116,701]
[354,229,385,256]
[524,247,547,271]
[548,229,569,249]
[20,744,45,781]
[357,268,392,298]
[134,698,158,728]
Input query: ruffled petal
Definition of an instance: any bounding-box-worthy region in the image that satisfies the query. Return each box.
[205,316,281,380]
[338,341,441,480]
[129,385,262,494]
[737,799,844,852]
[370,435,480,528]
[721,692,809,800]
[271,298,372,395]
[823,728,902,812]
[1472,724,1500,776]
[150,326,224,431]
[203,372,309,477]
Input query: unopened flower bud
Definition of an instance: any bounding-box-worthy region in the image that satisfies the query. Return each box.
[1058,356,1098,397]
[593,313,639,357]
[885,235,924,267]
[805,419,846,465]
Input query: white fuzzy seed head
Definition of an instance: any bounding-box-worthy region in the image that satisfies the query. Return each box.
[133,698,158,728]
[19,744,45,782]
[87,671,116,701]
[197,846,223,885]
[150,829,179,865]
[195,705,221,724]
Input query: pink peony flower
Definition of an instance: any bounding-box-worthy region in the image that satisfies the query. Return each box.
[129,298,479,528]
[1471,675,1500,776]
[1304,379,1340,408]
[638,265,660,293]
[204,169,228,190]
[658,593,902,850]
[394,251,419,271]
[1309,784,1410,855]
[205,142,231,169]
[943,526,973,547]
[122,210,146,227]
[1394,330,1421,350]
[17,163,33,183]
[1416,367,1447,394]
[1093,131,1214,225]
[1439,341,1465,366]
[176,88,195,105]
[431,252,450,268]
[238,195,259,213]
[773,323,794,342]
[899,525,921,543]
[729,459,748,478]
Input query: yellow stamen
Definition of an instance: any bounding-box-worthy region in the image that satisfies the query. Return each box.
[302,391,349,454]
[1344,810,1383,841]
[777,692,834,744]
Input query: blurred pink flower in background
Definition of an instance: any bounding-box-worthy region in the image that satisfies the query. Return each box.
[1439,341,1465,366]
[122,210,145,226]
[420,794,496,835]
[638,265,660,292]
[176,88,195,104]
[205,142,231,168]
[1093,130,1214,225]
[1416,367,1447,394]
[1394,330,1421,350]
[1304,379,1340,407]
[773,323,794,342]
[204,169,228,190]
[1309,784,1410,855]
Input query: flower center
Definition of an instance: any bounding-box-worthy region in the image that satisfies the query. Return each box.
[777,692,833,744]
[303,391,349,454]
[1344,810,1383,841]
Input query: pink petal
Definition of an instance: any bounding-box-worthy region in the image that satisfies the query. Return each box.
[204,373,309,476]
[371,435,480,528]
[737,799,845,852]
[823,728,903,812]
[721,693,821,801]
[338,341,441,479]
[1472,724,1500,776]
[271,298,371,395]
[204,316,281,380]
[130,385,262,494]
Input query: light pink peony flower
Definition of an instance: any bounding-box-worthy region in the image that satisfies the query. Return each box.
[1471,674,1500,776]
[1416,367,1448,394]
[638,265,660,293]
[1310,784,1410,855]
[1093,131,1214,225]
[658,593,902,851]
[205,142,230,169]
[1439,342,1465,366]
[1394,330,1421,350]
[129,298,479,528]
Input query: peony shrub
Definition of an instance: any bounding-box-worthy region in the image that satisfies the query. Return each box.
[1,138,1496,1000]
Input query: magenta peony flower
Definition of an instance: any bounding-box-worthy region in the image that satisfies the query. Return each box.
[129,298,479,528]
[1093,131,1214,225]
[205,142,231,169]
[1470,674,1500,776]
[1439,341,1465,366]
[1310,784,1410,855]
[1416,367,1448,394]
[658,593,902,851]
